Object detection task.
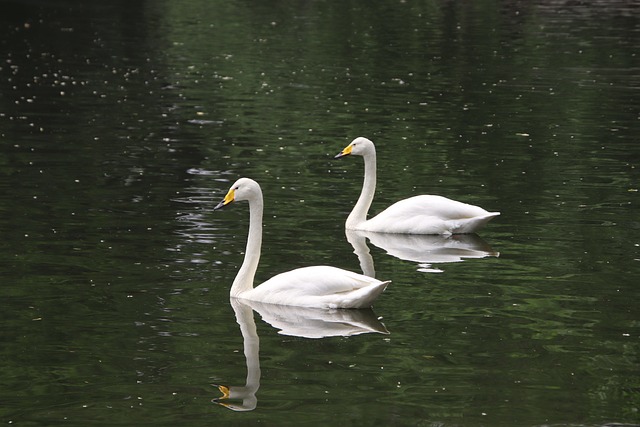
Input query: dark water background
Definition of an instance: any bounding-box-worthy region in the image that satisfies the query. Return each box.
[1,1,638,425]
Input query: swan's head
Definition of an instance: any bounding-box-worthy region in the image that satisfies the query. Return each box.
[214,177,262,210]
[334,137,375,159]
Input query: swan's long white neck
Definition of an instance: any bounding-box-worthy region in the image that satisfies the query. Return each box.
[231,192,263,298]
[346,149,376,229]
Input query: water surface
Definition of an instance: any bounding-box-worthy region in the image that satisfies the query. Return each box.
[1,1,638,426]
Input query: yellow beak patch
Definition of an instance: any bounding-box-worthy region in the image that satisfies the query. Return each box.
[215,188,236,210]
[335,144,353,159]
[217,385,230,399]
[222,188,235,206]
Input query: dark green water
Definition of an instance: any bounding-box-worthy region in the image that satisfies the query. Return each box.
[1,1,638,425]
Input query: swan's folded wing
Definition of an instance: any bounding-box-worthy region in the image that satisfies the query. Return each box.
[378,195,492,219]
[250,266,389,308]
[366,195,499,234]
[258,266,380,294]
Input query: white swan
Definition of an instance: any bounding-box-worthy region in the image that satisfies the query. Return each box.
[214,177,390,309]
[334,137,500,235]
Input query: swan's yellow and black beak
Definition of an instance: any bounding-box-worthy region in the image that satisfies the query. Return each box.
[214,188,235,210]
[334,144,353,159]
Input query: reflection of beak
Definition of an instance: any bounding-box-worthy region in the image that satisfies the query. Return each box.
[214,384,230,400]
[334,144,353,159]
[214,189,235,210]
[212,384,256,411]
[211,384,232,408]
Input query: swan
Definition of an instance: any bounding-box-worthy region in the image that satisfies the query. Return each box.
[334,137,500,235]
[213,177,390,309]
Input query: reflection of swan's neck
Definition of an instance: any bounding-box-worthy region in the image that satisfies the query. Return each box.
[216,299,261,411]
[231,193,264,298]
[347,150,376,229]
[345,229,376,278]
[236,300,260,394]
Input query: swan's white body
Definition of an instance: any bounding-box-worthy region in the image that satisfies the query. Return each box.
[335,137,500,235]
[214,178,389,309]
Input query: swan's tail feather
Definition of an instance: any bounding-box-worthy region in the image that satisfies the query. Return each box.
[341,280,391,309]
[454,212,500,234]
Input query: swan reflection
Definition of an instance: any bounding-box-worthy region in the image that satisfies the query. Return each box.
[212,299,260,412]
[213,298,388,411]
[243,298,388,338]
[346,229,499,276]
